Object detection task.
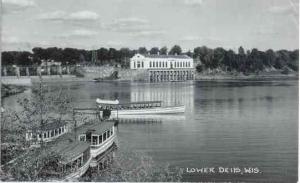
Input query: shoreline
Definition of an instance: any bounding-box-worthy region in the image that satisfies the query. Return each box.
[1,73,298,85]
[195,73,298,81]
[1,84,27,98]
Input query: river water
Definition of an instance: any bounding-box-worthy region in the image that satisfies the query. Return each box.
[2,80,298,182]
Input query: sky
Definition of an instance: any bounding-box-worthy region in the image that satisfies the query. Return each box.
[1,0,299,52]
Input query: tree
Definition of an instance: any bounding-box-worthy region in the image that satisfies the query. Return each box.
[159,47,168,55]
[16,51,32,66]
[97,48,109,64]
[238,46,245,55]
[149,47,159,55]
[186,50,193,57]
[138,47,148,54]
[1,52,15,65]
[169,45,182,55]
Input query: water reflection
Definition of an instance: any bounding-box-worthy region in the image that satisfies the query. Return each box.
[130,82,194,112]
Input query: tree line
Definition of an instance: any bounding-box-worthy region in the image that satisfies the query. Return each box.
[1,45,298,73]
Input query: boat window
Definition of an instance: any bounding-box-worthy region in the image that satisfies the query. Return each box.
[92,136,98,145]
[79,135,86,142]
[99,135,102,144]
[103,132,107,141]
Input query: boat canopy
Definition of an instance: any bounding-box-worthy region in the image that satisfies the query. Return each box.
[96,98,119,105]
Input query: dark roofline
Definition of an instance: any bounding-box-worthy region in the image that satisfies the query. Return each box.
[28,120,67,131]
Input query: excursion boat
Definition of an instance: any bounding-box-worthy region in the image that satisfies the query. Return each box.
[96,98,185,117]
[25,120,68,146]
[75,121,117,167]
[40,137,92,181]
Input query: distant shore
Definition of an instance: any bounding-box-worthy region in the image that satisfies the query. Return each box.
[195,72,298,81]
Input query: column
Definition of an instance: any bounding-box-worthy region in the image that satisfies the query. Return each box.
[37,66,42,77]
[26,67,30,77]
[47,66,51,75]
[66,66,70,75]
[3,67,7,76]
[58,65,62,77]
[15,66,20,78]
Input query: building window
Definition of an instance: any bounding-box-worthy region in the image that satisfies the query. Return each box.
[188,62,190,67]
[156,62,158,67]
[142,61,144,68]
[165,62,167,67]
[137,61,140,68]
[159,62,161,67]
[79,135,86,142]
[150,61,152,68]
[134,62,136,68]
[162,62,164,67]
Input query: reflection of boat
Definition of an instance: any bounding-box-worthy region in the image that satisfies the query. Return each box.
[75,121,117,166]
[96,98,185,116]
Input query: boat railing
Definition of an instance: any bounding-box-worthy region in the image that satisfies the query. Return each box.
[97,101,162,109]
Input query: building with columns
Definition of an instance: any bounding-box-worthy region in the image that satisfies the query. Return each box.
[130,53,195,82]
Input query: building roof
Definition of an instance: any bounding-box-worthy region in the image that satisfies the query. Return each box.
[76,121,116,136]
[142,54,191,59]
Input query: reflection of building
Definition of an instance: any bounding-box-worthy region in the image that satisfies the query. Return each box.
[130,83,194,111]
[130,53,195,82]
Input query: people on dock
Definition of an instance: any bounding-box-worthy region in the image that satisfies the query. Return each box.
[102,107,111,119]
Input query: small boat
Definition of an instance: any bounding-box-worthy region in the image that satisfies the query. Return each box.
[75,121,117,167]
[96,98,185,117]
[42,138,92,181]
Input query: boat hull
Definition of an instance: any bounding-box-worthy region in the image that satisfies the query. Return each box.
[89,134,117,167]
[63,156,92,180]
[110,105,185,117]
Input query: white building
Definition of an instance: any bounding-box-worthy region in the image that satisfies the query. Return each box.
[130,53,193,70]
[130,53,195,82]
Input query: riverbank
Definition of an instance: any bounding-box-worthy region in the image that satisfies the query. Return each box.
[195,71,298,81]
[1,84,27,98]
